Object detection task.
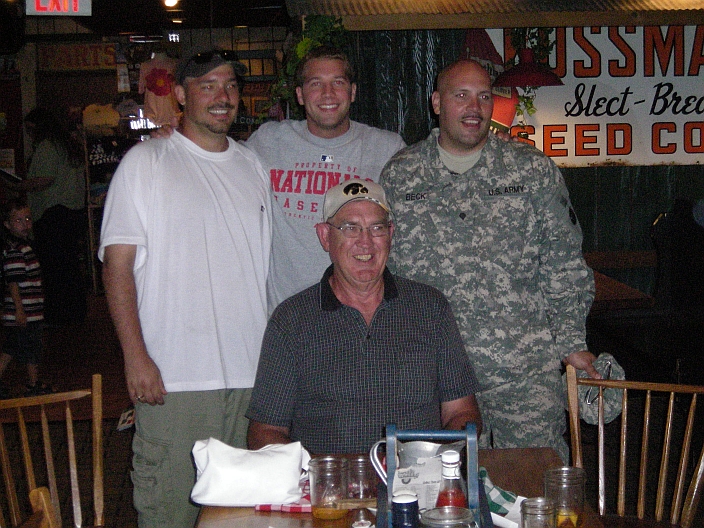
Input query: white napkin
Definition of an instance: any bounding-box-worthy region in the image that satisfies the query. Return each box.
[491,495,526,528]
[190,438,311,507]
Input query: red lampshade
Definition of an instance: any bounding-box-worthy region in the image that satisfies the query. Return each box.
[493,48,563,87]
[490,86,519,132]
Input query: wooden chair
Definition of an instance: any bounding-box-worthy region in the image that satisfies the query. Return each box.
[0,374,104,528]
[566,364,704,527]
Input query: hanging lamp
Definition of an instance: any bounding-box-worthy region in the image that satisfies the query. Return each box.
[493,48,563,87]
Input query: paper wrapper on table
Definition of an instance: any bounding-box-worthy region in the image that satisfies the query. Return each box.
[190,437,311,507]
[374,439,464,511]
[491,496,526,528]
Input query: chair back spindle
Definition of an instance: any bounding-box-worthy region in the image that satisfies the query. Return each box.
[0,374,104,528]
[566,365,704,527]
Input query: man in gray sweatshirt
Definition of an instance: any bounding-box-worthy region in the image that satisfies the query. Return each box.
[246,45,406,311]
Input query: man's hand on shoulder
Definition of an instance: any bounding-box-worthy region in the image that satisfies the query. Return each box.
[493,130,511,142]
[563,350,600,379]
[149,116,179,139]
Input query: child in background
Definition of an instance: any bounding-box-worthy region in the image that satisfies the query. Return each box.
[0,199,51,398]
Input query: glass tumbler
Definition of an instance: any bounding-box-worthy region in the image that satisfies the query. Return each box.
[543,467,585,528]
[521,497,556,528]
[348,454,377,500]
[348,455,377,526]
[309,456,349,520]
[419,506,476,527]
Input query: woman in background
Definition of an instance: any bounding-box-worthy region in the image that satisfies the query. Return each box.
[20,107,87,325]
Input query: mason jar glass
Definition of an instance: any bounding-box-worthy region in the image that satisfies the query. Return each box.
[521,497,556,528]
[309,456,349,520]
[543,467,585,528]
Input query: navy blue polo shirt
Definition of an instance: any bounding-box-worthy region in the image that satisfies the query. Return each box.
[247,266,480,454]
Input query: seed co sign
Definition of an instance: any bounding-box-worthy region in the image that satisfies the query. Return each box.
[494,25,704,166]
[27,0,91,16]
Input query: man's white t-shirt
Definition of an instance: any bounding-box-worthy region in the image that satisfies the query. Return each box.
[99,131,272,392]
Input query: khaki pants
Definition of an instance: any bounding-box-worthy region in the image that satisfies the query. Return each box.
[132,388,252,528]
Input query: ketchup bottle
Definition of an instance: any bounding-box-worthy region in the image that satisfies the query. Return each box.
[435,450,468,508]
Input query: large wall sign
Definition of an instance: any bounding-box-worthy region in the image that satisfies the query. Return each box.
[496,26,704,167]
[37,43,115,71]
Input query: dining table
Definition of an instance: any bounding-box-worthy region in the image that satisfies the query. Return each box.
[195,446,605,528]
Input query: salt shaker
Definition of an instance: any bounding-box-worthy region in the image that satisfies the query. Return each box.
[392,492,420,528]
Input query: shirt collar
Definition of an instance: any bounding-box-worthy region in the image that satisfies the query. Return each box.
[319,265,399,311]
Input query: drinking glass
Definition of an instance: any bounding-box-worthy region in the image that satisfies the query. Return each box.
[309,456,349,520]
[521,497,556,528]
[348,454,377,500]
[543,467,585,528]
[348,455,377,526]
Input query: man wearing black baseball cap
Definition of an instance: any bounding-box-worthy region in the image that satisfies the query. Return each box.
[174,47,247,87]
[152,45,407,315]
[100,47,272,527]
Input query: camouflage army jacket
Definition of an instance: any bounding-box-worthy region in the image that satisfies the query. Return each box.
[380,130,595,389]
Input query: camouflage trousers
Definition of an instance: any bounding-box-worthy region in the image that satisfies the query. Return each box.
[475,370,569,464]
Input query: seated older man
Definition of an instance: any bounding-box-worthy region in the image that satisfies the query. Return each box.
[246,180,482,454]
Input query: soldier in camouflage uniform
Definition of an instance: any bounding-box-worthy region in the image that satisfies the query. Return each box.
[379,59,598,463]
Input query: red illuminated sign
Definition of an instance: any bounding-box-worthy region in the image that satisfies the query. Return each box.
[27,0,91,16]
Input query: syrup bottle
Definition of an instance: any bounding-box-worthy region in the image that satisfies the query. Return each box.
[435,450,468,508]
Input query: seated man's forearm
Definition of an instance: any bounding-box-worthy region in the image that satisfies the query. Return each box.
[441,395,483,437]
[247,420,292,450]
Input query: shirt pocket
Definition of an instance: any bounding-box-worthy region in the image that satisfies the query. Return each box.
[471,193,532,261]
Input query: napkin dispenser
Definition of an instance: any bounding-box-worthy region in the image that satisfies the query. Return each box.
[374,423,492,528]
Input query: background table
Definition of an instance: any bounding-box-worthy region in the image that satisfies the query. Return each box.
[591,271,654,314]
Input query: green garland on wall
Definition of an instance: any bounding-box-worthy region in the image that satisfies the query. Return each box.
[508,27,556,123]
[269,15,349,120]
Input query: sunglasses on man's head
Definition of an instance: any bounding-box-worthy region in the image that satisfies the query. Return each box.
[188,50,239,65]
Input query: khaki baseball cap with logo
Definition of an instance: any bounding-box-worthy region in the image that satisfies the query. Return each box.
[323,180,391,221]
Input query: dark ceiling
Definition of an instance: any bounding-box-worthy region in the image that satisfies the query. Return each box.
[74,0,291,35]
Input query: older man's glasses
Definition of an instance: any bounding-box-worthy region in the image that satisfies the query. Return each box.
[326,222,391,238]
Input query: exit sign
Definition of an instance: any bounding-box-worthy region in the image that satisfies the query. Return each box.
[27,0,92,16]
